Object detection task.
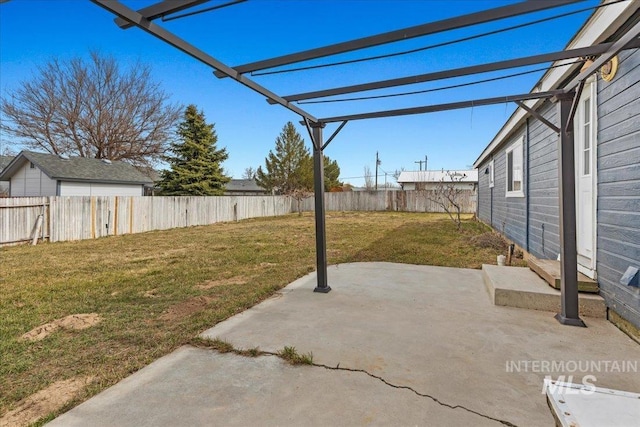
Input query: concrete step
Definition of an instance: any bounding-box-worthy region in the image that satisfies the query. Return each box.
[528,256,599,293]
[482,264,606,318]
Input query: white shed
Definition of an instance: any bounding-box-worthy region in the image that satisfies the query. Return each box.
[0,151,153,197]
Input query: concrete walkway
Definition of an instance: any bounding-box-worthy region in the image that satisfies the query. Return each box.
[49,263,640,427]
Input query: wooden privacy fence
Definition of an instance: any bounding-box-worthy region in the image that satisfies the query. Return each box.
[0,191,476,246]
[0,197,50,245]
[300,190,477,213]
[1,196,292,245]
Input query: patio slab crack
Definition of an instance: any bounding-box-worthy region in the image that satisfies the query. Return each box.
[312,362,518,427]
[190,339,518,427]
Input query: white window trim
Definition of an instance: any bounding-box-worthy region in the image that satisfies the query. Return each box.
[489,159,495,188]
[505,136,525,198]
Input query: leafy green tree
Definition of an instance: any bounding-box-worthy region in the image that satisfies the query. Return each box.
[256,122,342,193]
[158,105,230,195]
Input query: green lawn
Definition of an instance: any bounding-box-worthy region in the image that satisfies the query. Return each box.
[0,212,506,423]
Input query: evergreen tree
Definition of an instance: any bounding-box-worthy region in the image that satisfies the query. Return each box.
[158,105,230,195]
[256,122,342,194]
[323,156,342,191]
[256,122,313,194]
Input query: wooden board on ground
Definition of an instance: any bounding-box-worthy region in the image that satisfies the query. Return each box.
[528,256,599,293]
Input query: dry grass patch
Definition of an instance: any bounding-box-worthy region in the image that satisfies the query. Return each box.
[0,212,504,422]
[196,276,248,290]
[159,296,216,322]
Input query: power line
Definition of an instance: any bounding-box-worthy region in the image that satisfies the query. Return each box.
[250,1,619,77]
[297,60,580,105]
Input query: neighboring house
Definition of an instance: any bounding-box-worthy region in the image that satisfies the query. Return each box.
[0,155,14,196]
[397,170,478,191]
[0,151,153,197]
[473,3,640,329]
[224,179,268,196]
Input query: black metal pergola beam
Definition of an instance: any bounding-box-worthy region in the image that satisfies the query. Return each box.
[515,101,559,133]
[93,0,317,123]
[319,90,562,123]
[214,0,581,78]
[553,91,585,327]
[114,0,212,29]
[282,39,640,102]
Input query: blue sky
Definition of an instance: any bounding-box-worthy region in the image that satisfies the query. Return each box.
[0,0,599,186]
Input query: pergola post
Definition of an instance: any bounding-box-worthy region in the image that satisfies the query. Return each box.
[311,122,330,293]
[554,92,585,327]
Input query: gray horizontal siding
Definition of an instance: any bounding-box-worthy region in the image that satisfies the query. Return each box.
[477,130,528,249]
[474,45,640,329]
[596,48,640,329]
[477,163,491,223]
[527,101,560,259]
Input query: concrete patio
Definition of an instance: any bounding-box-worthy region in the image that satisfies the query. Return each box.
[48,263,640,427]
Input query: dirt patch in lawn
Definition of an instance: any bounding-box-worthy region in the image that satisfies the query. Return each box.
[195,276,247,290]
[21,314,101,342]
[143,289,160,298]
[159,296,216,321]
[0,376,93,427]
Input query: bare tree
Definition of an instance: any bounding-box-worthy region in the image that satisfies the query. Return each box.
[427,171,466,230]
[1,51,182,167]
[242,166,257,180]
[364,165,374,190]
[392,167,405,181]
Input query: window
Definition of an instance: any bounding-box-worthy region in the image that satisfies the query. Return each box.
[582,97,591,176]
[506,137,524,197]
[489,159,495,188]
[30,162,36,169]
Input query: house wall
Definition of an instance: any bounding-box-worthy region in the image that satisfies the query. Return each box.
[10,161,57,197]
[59,181,144,196]
[595,48,640,327]
[477,48,640,329]
[527,102,561,259]
[477,130,528,250]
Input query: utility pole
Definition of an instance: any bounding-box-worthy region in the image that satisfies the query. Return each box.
[375,151,381,190]
[415,155,428,171]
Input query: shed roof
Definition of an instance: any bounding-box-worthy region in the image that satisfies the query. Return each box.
[225,179,266,192]
[0,151,153,185]
[397,170,478,183]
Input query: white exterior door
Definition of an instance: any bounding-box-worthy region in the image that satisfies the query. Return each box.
[574,80,597,278]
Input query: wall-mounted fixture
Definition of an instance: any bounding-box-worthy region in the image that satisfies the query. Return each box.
[484,167,490,174]
[600,56,618,82]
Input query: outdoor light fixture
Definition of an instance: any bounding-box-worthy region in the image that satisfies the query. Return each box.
[600,56,619,81]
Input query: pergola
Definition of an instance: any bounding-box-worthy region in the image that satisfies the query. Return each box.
[93,0,640,327]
